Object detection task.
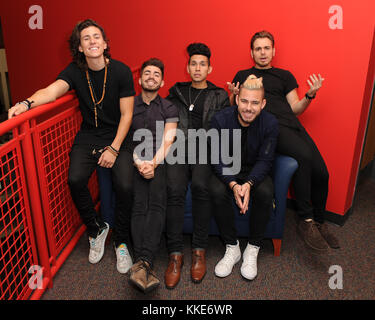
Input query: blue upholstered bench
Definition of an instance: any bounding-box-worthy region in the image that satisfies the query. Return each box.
[96,154,298,256]
[182,154,298,256]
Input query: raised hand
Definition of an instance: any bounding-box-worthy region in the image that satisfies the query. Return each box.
[307,74,324,97]
[227,81,240,95]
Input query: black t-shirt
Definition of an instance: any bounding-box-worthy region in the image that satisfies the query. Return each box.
[178,85,207,130]
[232,67,301,129]
[57,59,135,147]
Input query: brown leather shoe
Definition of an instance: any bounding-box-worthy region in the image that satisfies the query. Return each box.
[297,220,329,253]
[129,260,147,292]
[316,222,340,249]
[165,253,184,289]
[144,261,160,293]
[191,249,206,283]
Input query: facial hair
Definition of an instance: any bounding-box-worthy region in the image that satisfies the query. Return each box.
[141,83,161,93]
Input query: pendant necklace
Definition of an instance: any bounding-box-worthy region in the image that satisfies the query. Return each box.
[86,57,108,127]
[188,85,205,111]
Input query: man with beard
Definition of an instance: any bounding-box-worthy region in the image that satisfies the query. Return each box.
[127,58,178,293]
[227,30,339,253]
[211,75,278,280]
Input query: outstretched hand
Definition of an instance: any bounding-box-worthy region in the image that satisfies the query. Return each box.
[227,82,240,95]
[307,74,324,97]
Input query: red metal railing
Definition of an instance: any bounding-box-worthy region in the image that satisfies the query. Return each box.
[0,93,98,300]
[0,67,140,300]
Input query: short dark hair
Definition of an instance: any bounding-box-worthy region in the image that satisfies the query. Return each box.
[250,30,275,50]
[140,58,165,79]
[187,43,211,65]
[69,19,110,71]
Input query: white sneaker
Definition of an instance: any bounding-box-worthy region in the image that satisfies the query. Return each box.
[214,240,241,278]
[88,222,109,264]
[240,243,260,280]
[115,243,133,274]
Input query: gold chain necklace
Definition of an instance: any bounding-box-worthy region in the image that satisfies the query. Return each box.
[86,58,108,127]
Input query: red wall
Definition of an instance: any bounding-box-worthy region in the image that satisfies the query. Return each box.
[1,0,374,216]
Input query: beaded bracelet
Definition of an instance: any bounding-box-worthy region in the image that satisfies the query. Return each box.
[18,99,34,110]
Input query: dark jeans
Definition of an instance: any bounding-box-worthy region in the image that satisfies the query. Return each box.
[68,144,133,246]
[131,165,166,267]
[212,175,273,247]
[165,163,213,253]
[277,126,329,223]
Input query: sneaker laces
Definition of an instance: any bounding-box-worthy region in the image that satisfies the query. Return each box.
[89,227,106,252]
[89,238,97,248]
[220,245,238,265]
[89,237,101,253]
[243,246,258,265]
[117,245,128,262]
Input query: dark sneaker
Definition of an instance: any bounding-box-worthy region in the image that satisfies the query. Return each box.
[297,220,329,253]
[316,222,340,249]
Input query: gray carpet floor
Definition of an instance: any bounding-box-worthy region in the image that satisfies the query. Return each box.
[41,177,375,300]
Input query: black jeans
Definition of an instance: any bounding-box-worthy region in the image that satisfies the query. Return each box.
[165,163,213,253]
[212,175,273,247]
[131,165,166,267]
[68,144,133,246]
[276,126,329,223]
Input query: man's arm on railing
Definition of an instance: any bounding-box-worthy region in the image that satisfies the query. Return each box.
[8,79,70,119]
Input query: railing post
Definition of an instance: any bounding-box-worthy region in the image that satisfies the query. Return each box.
[18,121,53,294]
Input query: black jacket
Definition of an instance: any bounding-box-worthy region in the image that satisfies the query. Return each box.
[210,106,279,187]
[166,81,229,136]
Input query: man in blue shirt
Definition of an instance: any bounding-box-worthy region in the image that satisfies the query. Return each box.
[210,75,278,280]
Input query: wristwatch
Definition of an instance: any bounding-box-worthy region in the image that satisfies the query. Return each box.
[305,93,316,100]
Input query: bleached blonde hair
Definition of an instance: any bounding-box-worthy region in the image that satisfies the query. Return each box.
[240,74,265,97]
[242,74,263,89]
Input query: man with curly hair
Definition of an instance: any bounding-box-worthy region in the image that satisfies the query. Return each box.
[8,19,135,273]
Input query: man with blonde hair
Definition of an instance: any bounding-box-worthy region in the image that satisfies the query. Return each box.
[210,75,278,280]
[227,30,339,253]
